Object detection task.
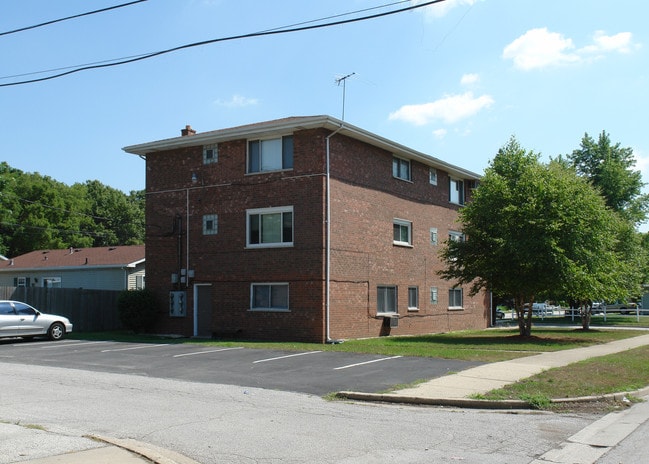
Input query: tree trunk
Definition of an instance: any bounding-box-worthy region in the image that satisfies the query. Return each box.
[515,296,533,337]
[581,302,592,330]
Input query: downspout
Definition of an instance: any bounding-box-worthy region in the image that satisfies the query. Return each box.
[325,125,344,343]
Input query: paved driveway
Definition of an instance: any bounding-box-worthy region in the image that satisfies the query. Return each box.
[0,338,483,395]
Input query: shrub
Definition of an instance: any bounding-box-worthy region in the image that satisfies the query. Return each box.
[117,289,158,333]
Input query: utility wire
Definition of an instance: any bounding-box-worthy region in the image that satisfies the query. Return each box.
[0,0,148,37]
[0,0,445,87]
[1,0,410,81]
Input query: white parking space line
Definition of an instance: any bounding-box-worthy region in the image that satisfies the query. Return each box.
[101,343,169,353]
[31,341,111,349]
[253,351,323,364]
[173,347,244,358]
[334,355,402,370]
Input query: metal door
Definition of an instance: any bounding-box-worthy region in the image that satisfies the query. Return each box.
[194,284,213,338]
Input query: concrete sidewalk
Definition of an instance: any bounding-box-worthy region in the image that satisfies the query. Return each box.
[3,431,200,464]
[339,332,649,407]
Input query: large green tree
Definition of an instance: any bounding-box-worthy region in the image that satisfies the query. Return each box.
[439,137,638,336]
[0,163,144,257]
[568,131,649,225]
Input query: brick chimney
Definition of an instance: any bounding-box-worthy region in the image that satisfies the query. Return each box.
[181,125,196,137]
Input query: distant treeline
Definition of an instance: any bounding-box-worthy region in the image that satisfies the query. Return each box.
[0,162,144,257]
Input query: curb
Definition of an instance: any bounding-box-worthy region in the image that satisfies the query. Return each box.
[88,435,201,464]
[335,386,649,410]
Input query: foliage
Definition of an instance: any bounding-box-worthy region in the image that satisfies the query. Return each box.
[0,162,144,256]
[117,289,159,333]
[439,137,639,336]
[568,131,649,225]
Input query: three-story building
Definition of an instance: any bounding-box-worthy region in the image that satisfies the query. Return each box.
[123,115,488,342]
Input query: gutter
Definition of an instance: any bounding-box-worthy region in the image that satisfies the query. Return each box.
[325,124,345,344]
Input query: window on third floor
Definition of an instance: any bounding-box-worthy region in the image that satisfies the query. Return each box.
[247,135,294,173]
[449,177,465,205]
[392,156,411,181]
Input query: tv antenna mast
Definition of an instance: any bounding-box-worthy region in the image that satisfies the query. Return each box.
[335,72,355,121]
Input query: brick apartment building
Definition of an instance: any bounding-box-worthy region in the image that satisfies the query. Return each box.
[123,115,489,342]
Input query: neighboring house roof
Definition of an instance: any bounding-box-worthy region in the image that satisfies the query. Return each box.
[0,245,145,272]
[122,115,481,180]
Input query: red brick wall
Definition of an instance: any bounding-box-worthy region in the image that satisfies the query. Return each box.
[143,126,487,342]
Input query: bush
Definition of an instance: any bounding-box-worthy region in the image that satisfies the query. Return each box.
[117,289,158,333]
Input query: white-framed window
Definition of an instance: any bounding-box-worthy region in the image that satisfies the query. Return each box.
[449,231,465,243]
[251,283,289,311]
[135,275,145,290]
[43,277,61,288]
[393,219,412,246]
[408,286,419,310]
[392,156,411,181]
[429,167,438,185]
[203,144,218,164]
[247,206,293,248]
[450,177,465,205]
[203,214,218,235]
[430,287,438,304]
[449,287,463,309]
[377,285,397,314]
[247,135,293,173]
[16,277,27,287]
[430,227,438,246]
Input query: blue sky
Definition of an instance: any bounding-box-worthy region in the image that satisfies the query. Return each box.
[2,0,647,218]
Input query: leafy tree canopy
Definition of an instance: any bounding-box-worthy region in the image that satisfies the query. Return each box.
[439,137,641,336]
[568,131,649,225]
[0,162,144,257]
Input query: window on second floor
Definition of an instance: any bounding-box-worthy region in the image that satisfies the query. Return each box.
[247,206,293,248]
[449,177,465,205]
[203,214,218,235]
[449,231,465,243]
[248,135,293,173]
[430,227,438,246]
[392,156,411,181]
[393,219,412,246]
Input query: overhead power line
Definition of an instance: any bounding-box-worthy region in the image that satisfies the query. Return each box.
[0,0,445,87]
[0,0,148,37]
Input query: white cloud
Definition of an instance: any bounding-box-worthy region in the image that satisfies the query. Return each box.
[433,128,448,139]
[214,94,258,107]
[503,28,639,71]
[389,91,494,125]
[460,73,479,85]
[411,0,479,19]
[580,31,638,55]
[502,28,580,70]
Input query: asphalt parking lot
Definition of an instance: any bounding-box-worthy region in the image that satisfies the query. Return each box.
[0,339,484,396]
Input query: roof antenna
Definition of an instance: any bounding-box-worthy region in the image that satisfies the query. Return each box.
[335,72,355,121]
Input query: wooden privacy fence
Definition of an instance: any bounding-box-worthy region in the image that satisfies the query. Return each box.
[0,286,122,333]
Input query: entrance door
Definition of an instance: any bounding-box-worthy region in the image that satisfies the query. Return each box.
[194,284,213,338]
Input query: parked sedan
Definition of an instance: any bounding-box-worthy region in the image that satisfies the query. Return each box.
[0,300,73,340]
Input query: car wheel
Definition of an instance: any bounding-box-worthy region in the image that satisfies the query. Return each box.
[48,322,66,341]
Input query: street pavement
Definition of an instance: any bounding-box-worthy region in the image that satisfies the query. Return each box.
[7,332,649,464]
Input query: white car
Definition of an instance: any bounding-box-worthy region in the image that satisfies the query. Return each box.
[0,300,73,341]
